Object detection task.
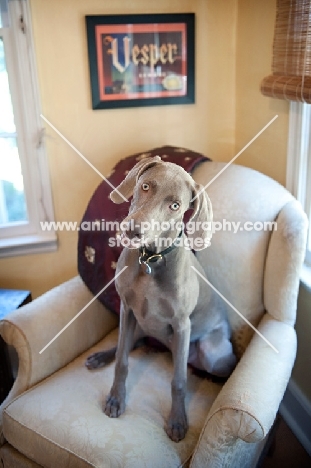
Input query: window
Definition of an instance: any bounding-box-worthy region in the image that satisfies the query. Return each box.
[0,34,28,228]
[0,0,56,257]
[287,101,311,268]
[260,0,311,272]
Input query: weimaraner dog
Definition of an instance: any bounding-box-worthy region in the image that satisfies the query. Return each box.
[86,156,236,442]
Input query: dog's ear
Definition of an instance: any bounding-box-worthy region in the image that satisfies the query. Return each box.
[110,156,161,203]
[187,183,213,250]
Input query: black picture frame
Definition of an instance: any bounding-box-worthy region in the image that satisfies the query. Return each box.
[85,13,195,110]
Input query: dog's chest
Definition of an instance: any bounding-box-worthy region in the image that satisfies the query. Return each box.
[116,266,184,337]
[126,275,175,327]
[115,248,201,341]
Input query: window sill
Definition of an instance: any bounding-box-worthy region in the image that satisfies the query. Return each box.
[300,263,311,293]
[0,232,57,258]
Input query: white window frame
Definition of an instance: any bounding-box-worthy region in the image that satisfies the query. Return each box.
[287,101,311,284]
[0,0,57,257]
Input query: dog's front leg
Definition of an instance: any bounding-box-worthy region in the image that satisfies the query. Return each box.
[166,317,191,442]
[104,303,136,418]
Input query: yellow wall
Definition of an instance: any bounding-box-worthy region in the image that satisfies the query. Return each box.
[0,0,291,298]
[0,0,238,297]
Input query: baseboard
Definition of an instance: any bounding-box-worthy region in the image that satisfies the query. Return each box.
[280,378,311,456]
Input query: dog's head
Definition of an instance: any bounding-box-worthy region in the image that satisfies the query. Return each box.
[110,156,213,251]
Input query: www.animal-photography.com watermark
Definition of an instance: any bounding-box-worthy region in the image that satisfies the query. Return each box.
[40,218,277,250]
[41,218,277,234]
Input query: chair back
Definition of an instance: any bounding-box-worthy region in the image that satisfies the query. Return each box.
[193,162,294,358]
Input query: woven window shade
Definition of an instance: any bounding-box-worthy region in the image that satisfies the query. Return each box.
[261,0,311,103]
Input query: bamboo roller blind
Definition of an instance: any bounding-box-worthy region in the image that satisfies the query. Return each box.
[261,0,311,103]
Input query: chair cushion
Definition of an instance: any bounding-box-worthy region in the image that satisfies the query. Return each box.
[3,329,222,468]
[77,146,210,315]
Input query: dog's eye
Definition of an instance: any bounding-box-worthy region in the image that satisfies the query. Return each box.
[141,183,150,191]
[170,202,180,211]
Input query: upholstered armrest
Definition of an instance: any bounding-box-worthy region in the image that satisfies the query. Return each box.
[0,276,118,414]
[190,313,296,467]
[264,199,308,324]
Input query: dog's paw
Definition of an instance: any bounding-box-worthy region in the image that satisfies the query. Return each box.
[85,349,116,370]
[85,352,106,369]
[104,394,125,418]
[166,416,188,442]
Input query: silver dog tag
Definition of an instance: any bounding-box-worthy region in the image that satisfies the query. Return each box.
[140,261,151,274]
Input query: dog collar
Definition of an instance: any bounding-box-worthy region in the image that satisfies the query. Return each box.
[138,231,183,274]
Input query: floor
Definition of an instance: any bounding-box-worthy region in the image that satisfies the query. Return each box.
[261,416,311,468]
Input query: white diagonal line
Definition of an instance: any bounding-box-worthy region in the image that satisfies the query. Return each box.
[191,266,279,353]
[39,266,128,354]
[191,115,279,202]
[40,114,128,203]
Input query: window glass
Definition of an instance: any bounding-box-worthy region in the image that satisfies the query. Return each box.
[0,37,28,226]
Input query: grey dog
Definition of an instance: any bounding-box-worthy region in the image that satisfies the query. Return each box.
[86,156,236,442]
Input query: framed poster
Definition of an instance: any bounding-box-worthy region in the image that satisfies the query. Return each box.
[85,13,195,109]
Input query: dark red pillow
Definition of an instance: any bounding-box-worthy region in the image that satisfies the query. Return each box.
[77,146,210,314]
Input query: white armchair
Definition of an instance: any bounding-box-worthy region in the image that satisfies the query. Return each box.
[0,160,307,468]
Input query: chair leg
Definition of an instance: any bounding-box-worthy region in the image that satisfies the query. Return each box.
[256,413,281,466]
